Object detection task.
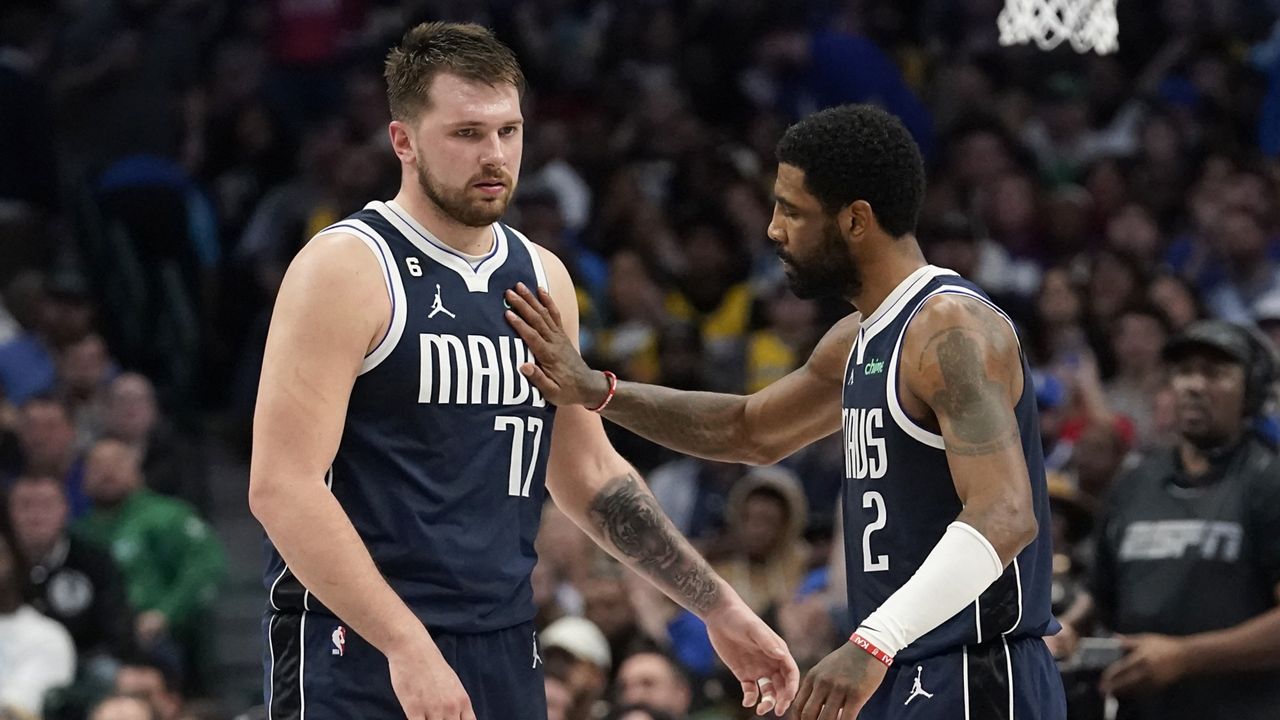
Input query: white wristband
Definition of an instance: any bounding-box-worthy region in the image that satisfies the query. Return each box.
[855,521,1005,656]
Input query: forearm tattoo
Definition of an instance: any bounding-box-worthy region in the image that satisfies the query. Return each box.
[603,386,743,459]
[588,472,721,613]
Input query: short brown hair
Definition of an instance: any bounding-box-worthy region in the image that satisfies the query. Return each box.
[384,22,526,121]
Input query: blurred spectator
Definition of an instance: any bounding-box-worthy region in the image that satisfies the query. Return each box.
[1147,272,1203,333]
[777,510,847,672]
[1059,321,1280,719]
[56,332,116,448]
[1085,249,1146,333]
[534,502,595,624]
[663,217,753,391]
[1202,209,1280,323]
[778,432,845,536]
[11,396,90,518]
[983,171,1043,263]
[262,0,368,131]
[8,474,133,663]
[0,273,96,407]
[540,616,612,720]
[621,571,718,680]
[1104,304,1171,446]
[647,459,740,544]
[75,439,225,686]
[595,250,666,383]
[744,284,819,394]
[752,6,933,156]
[1106,203,1162,269]
[1045,474,1098,616]
[0,510,76,716]
[115,654,184,720]
[603,706,675,720]
[613,650,692,719]
[1032,266,1090,369]
[87,695,155,720]
[1068,421,1131,500]
[581,566,646,668]
[545,666,573,720]
[919,210,1038,305]
[711,467,808,617]
[103,374,208,514]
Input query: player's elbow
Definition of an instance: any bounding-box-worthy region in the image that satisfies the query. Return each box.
[1012,511,1039,553]
[247,474,287,526]
[969,497,1038,565]
[740,400,790,465]
[744,441,789,466]
[997,502,1039,560]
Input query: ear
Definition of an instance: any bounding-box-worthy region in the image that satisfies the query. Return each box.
[388,120,417,165]
[843,200,875,240]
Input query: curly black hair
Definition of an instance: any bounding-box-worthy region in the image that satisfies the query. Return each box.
[775,104,926,237]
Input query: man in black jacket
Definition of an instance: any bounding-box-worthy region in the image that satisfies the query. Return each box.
[7,473,133,662]
[1057,320,1280,720]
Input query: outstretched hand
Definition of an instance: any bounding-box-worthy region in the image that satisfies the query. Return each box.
[504,283,610,407]
[705,601,801,716]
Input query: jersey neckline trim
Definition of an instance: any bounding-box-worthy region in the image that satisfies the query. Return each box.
[371,200,507,292]
[860,265,958,344]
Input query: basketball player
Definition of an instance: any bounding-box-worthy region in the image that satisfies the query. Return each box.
[505,104,1067,719]
[249,22,798,720]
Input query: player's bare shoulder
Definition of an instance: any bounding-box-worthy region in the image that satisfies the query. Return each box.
[272,230,392,358]
[900,293,1022,407]
[807,312,864,385]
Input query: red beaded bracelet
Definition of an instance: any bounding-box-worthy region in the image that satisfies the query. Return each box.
[849,632,894,667]
[587,371,618,413]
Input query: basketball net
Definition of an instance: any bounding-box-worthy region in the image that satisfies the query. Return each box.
[998,0,1119,54]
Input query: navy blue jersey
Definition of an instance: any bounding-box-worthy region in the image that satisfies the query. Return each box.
[842,265,1056,663]
[264,200,556,633]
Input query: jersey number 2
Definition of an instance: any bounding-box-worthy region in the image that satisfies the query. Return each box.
[862,490,889,572]
[495,416,544,497]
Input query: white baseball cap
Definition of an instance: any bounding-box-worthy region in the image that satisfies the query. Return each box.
[540,616,612,670]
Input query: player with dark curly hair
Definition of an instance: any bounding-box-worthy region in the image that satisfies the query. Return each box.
[505,103,1067,719]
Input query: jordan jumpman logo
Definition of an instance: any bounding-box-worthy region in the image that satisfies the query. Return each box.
[904,666,934,706]
[428,283,456,319]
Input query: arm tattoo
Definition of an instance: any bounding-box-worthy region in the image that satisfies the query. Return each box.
[927,328,1020,456]
[588,472,722,614]
[602,386,744,461]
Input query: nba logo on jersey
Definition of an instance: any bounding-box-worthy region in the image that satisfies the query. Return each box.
[331,626,346,656]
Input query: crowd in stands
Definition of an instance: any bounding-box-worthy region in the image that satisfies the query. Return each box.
[2,0,1280,717]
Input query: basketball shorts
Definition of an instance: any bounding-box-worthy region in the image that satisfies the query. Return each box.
[860,635,1067,720]
[263,612,547,720]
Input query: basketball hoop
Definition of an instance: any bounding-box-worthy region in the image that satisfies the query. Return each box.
[998,0,1119,55]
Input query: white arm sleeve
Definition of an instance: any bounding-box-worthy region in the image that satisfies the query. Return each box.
[856,521,1005,656]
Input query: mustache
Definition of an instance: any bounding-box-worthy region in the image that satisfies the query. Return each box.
[472,170,513,185]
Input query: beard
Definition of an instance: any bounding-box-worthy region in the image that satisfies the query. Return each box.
[777,219,861,300]
[416,153,515,227]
